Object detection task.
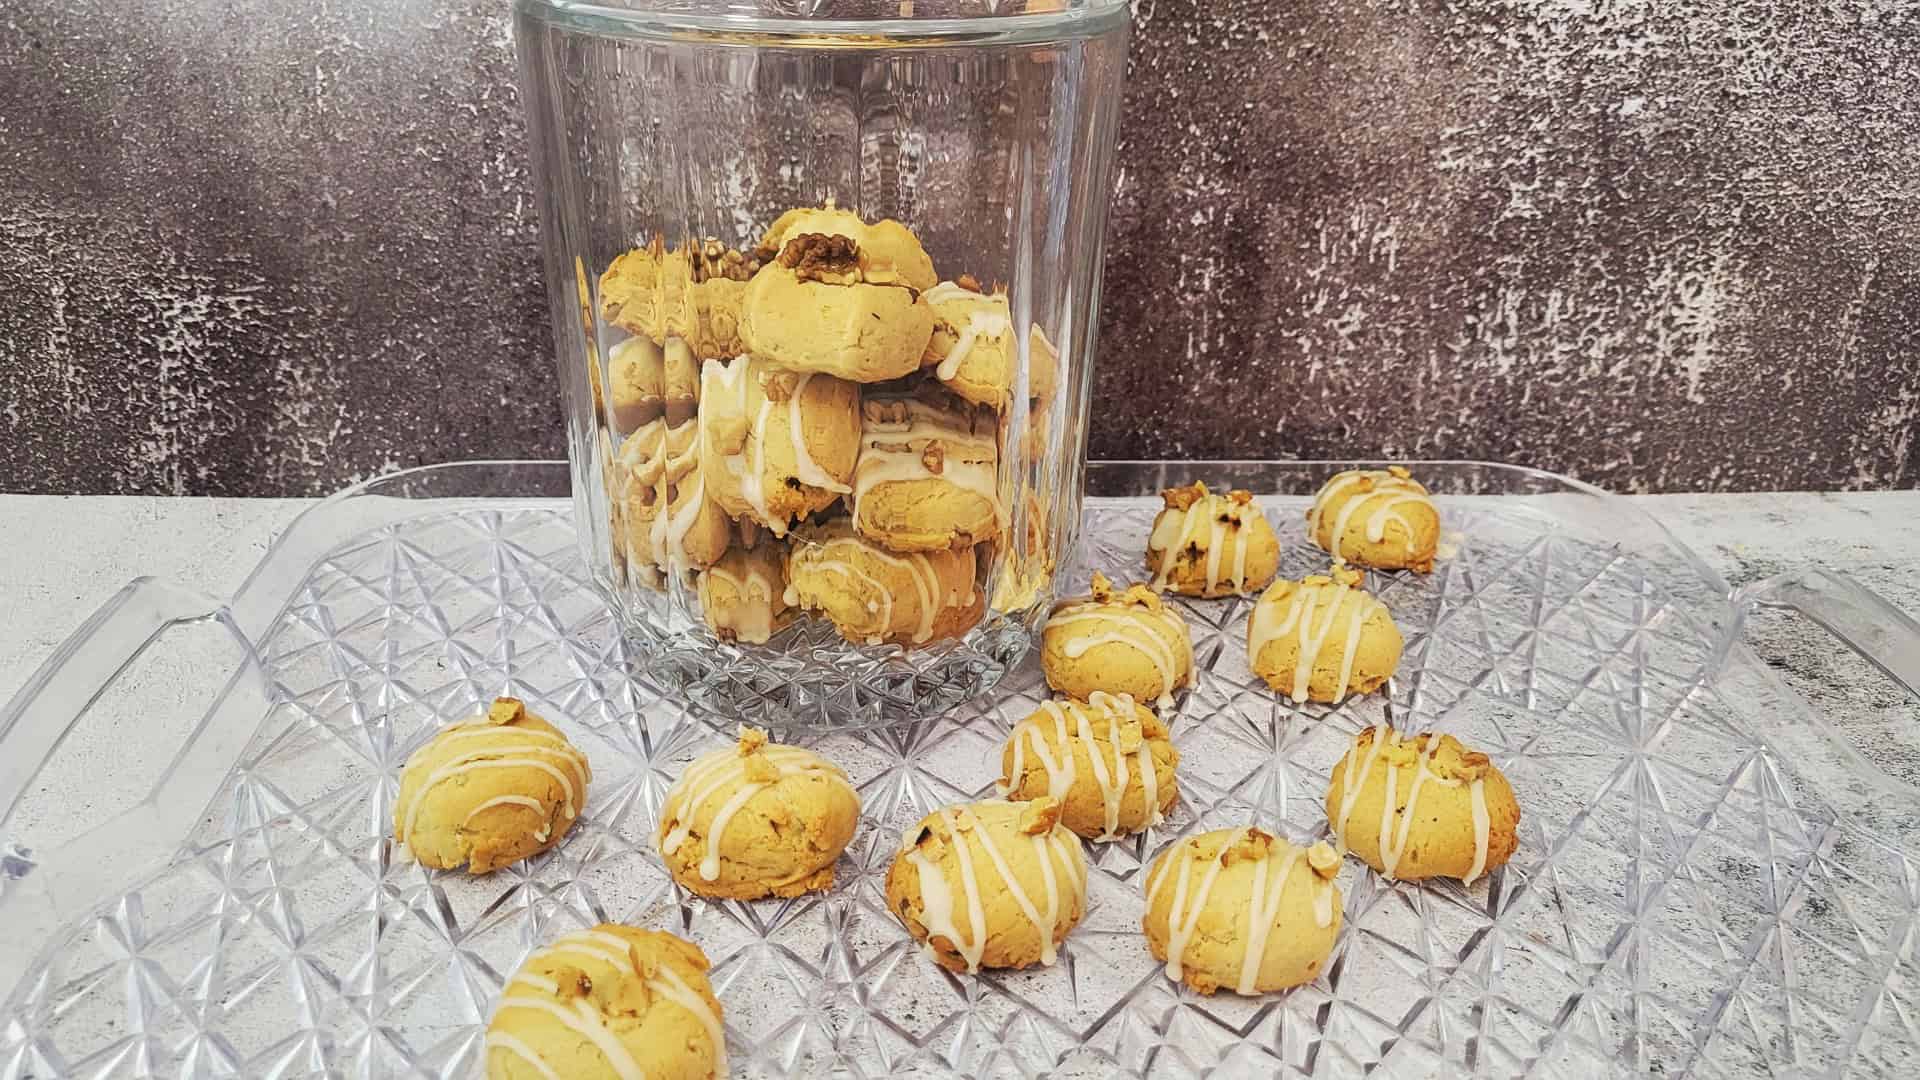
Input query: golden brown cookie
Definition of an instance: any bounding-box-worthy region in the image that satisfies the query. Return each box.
[851,387,1002,552]
[785,518,982,646]
[656,727,860,900]
[598,239,665,342]
[1248,563,1404,704]
[617,419,731,574]
[485,924,724,1080]
[1146,481,1281,597]
[1306,466,1441,573]
[741,226,936,383]
[697,541,793,644]
[919,280,1061,409]
[997,693,1179,840]
[607,337,699,434]
[395,698,593,874]
[698,353,860,536]
[885,798,1088,973]
[756,205,937,291]
[1324,727,1521,884]
[1041,573,1194,710]
[1141,827,1342,996]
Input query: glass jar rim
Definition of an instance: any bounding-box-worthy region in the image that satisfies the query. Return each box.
[515,0,1131,44]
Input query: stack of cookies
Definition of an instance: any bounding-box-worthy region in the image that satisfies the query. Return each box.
[596,205,1057,646]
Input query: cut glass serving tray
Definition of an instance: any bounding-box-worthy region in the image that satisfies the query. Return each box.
[3,460,1919,1078]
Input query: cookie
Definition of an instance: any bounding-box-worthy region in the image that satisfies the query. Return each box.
[1141,827,1342,995]
[394,698,593,874]
[920,280,1061,409]
[852,387,1002,552]
[785,518,982,646]
[885,798,1088,973]
[697,540,793,644]
[757,204,937,291]
[997,693,1179,840]
[618,418,731,574]
[598,239,666,342]
[741,231,935,383]
[1306,466,1440,573]
[656,726,860,900]
[1248,563,1403,704]
[485,924,724,1080]
[1041,573,1194,710]
[698,354,860,537]
[607,336,699,435]
[1324,727,1521,884]
[1146,481,1281,597]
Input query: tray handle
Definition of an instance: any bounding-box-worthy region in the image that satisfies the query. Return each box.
[1713,567,1920,799]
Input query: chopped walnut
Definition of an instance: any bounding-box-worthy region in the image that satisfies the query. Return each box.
[1114,716,1145,754]
[1017,797,1062,835]
[1387,465,1412,480]
[1227,489,1255,506]
[1161,481,1208,511]
[744,753,781,785]
[555,966,593,997]
[736,725,770,756]
[955,272,982,293]
[777,232,861,284]
[486,697,526,726]
[760,371,797,403]
[921,440,946,476]
[1088,571,1116,602]
[862,398,912,427]
[1329,562,1363,588]
[690,237,760,283]
[628,943,661,981]
[1307,841,1341,879]
[1223,827,1275,866]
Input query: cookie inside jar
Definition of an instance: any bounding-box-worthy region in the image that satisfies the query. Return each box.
[594,210,1066,654]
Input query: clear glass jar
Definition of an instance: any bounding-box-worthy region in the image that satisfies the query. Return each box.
[515,0,1130,727]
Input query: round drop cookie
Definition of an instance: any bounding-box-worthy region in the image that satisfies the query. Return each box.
[1142,828,1343,996]
[606,336,698,434]
[741,210,937,383]
[617,417,731,576]
[1324,727,1521,884]
[485,924,724,1080]
[1146,481,1281,597]
[921,278,1060,409]
[885,798,1088,973]
[697,540,793,645]
[394,698,593,874]
[698,354,860,537]
[852,387,1002,552]
[1307,466,1441,573]
[1248,563,1404,704]
[997,693,1180,840]
[1041,573,1194,711]
[656,727,860,900]
[598,238,667,343]
[785,519,982,646]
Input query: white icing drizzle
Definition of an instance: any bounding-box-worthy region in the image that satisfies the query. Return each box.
[999,693,1156,841]
[702,356,783,534]
[1045,603,1186,711]
[491,996,645,1080]
[701,557,783,644]
[1308,470,1435,562]
[1247,577,1383,704]
[1465,779,1493,885]
[651,961,729,1076]
[1332,727,1494,884]
[786,372,853,494]
[398,723,590,847]
[899,803,1085,973]
[935,302,1012,383]
[657,735,854,881]
[484,1031,562,1080]
[797,535,953,644]
[462,794,549,835]
[853,394,1002,531]
[1149,836,1229,983]
[1149,489,1261,594]
[1237,842,1305,995]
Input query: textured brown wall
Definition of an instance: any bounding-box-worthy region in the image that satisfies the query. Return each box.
[1,1,1916,496]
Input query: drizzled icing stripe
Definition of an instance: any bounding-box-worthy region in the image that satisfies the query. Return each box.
[1045,603,1187,710]
[1247,577,1384,704]
[399,731,590,845]
[1331,728,1494,884]
[1149,491,1263,594]
[900,804,1086,973]
[657,739,854,881]
[996,693,1164,840]
[1307,470,1435,561]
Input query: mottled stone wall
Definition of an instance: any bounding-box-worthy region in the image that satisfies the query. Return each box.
[1,1,1915,495]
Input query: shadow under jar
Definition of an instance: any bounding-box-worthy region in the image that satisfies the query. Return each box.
[515,0,1130,728]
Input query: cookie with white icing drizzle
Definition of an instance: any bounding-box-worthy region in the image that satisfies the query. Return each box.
[740,212,936,383]
[697,540,793,645]
[852,386,1003,552]
[785,518,982,646]
[996,692,1180,841]
[919,277,1061,409]
[656,726,860,900]
[1145,481,1281,597]
[1307,466,1441,573]
[1041,573,1194,711]
[394,697,593,874]
[617,416,731,577]
[484,923,724,1080]
[1248,563,1404,704]
[1141,827,1343,996]
[697,354,860,537]
[1324,727,1521,885]
[885,798,1088,973]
